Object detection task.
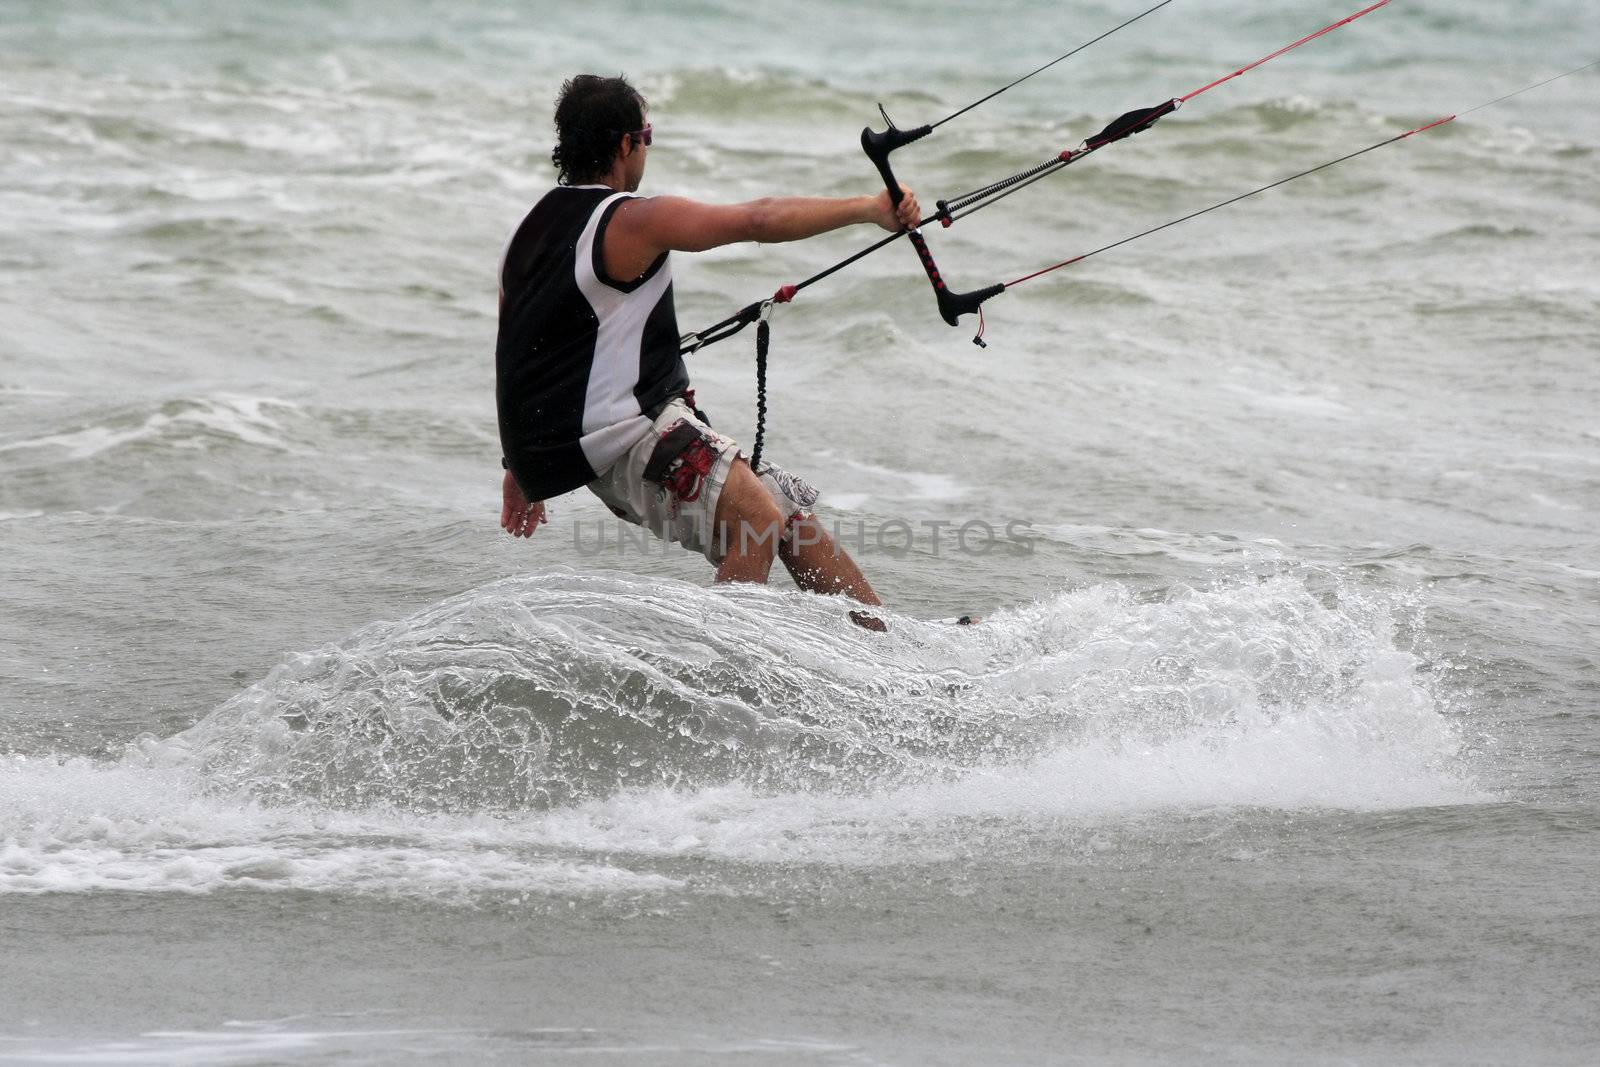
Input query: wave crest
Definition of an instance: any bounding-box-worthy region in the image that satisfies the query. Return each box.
[141,569,1472,816]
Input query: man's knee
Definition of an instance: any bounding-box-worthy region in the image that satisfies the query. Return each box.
[779,512,832,559]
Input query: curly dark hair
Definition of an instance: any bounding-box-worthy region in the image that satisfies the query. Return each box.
[550,74,647,186]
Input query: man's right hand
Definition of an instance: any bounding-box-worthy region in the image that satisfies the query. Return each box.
[872,183,921,233]
[501,470,546,538]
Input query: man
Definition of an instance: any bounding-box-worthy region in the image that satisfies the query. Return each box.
[496,74,918,626]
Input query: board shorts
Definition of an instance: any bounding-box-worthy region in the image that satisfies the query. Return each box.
[586,397,820,564]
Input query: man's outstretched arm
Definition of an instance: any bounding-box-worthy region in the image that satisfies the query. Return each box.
[604,187,920,283]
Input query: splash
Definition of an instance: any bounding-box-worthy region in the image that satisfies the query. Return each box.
[141,568,1475,811]
[143,571,993,812]
[1,569,1485,900]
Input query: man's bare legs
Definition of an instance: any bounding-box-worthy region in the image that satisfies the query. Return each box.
[781,514,885,631]
[712,458,885,629]
[778,516,880,605]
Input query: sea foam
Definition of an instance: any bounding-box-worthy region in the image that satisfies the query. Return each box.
[0,569,1484,902]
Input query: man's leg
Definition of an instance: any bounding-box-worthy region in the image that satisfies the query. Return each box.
[779,515,881,607]
[711,458,784,584]
[781,516,886,631]
[709,455,886,630]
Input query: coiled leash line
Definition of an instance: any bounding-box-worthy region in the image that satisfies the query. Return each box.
[751,299,775,471]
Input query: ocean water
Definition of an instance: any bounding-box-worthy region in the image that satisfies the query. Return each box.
[2,0,1598,1062]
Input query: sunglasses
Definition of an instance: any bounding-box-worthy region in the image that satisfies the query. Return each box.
[621,123,652,147]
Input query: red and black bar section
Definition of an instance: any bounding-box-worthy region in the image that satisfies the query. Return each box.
[861,109,1003,327]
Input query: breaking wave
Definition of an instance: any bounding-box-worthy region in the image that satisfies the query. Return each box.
[0,569,1486,902]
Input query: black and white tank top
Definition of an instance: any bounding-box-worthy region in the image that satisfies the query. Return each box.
[496,185,689,501]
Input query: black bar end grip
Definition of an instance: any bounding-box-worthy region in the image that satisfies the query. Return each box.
[1086,98,1178,150]
[935,283,1005,328]
[860,122,933,203]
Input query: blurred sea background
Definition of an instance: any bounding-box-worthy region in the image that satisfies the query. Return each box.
[2,1,1597,1062]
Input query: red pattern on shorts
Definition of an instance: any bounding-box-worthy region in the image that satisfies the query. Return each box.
[665,437,718,503]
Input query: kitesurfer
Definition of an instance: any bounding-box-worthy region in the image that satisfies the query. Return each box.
[496,74,917,625]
